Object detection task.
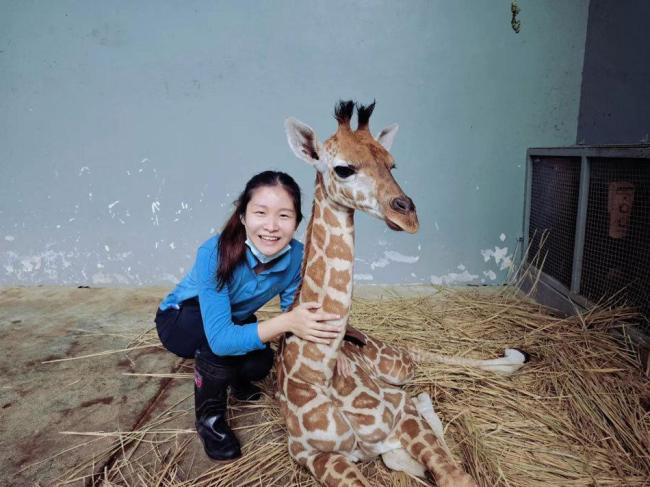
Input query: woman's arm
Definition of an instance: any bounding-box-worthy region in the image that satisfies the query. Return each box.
[258,302,342,344]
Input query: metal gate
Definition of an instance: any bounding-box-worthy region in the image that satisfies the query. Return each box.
[523,145,650,325]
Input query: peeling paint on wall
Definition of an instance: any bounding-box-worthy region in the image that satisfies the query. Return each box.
[383,250,419,264]
[370,249,420,270]
[481,246,513,270]
[430,269,479,285]
[483,270,497,280]
[353,274,374,281]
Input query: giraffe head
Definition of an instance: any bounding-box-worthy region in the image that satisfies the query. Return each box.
[285,100,419,233]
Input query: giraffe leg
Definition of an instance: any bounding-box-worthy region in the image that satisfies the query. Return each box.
[413,392,453,457]
[381,448,427,477]
[351,333,415,385]
[305,452,371,487]
[398,412,477,487]
[411,347,529,376]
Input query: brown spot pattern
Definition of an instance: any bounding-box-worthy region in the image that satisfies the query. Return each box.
[382,407,394,425]
[310,255,326,278]
[335,374,357,396]
[333,459,347,474]
[287,378,317,407]
[354,190,366,203]
[340,434,355,450]
[308,439,336,451]
[365,342,379,361]
[322,207,340,227]
[304,403,330,432]
[303,344,325,361]
[322,295,347,316]
[359,427,387,442]
[434,446,447,457]
[402,418,419,438]
[422,450,433,465]
[358,372,380,394]
[346,411,375,426]
[296,363,326,383]
[328,268,351,294]
[379,357,395,374]
[285,410,302,436]
[383,347,398,358]
[351,391,380,409]
[313,202,321,220]
[340,187,354,201]
[284,341,300,370]
[423,433,437,444]
[312,453,329,477]
[325,234,353,261]
[412,441,425,457]
[383,391,403,408]
[289,441,305,457]
[311,222,327,247]
[333,410,349,435]
[300,282,320,303]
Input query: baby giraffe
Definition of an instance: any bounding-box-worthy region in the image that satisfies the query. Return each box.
[277,101,525,487]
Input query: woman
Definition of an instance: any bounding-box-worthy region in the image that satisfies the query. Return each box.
[155,170,342,462]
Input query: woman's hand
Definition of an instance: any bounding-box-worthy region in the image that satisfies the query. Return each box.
[336,353,352,377]
[287,302,342,344]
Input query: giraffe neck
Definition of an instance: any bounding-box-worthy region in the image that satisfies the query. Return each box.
[292,173,355,379]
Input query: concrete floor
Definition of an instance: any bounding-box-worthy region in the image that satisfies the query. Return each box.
[0,287,185,486]
[1,284,442,486]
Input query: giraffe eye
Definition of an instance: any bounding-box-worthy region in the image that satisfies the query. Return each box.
[334,166,356,178]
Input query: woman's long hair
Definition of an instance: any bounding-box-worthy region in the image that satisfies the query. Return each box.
[216,171,303,290]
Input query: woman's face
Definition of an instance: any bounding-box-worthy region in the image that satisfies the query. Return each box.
[242,185,298,256]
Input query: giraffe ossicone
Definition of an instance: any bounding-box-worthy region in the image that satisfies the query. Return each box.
[277,100,522,487]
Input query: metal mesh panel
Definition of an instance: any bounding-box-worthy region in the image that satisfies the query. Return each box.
[528,157,581,288]
[581,158,650,319]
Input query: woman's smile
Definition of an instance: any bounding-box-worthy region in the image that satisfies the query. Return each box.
[242,185,297,257]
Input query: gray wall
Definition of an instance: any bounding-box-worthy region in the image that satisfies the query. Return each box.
[577,0,650,145]
[0,0,589,287]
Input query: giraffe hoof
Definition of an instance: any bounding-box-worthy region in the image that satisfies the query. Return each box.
[506,348,530,363]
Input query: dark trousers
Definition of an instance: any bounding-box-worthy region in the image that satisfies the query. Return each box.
[154,298,274,383]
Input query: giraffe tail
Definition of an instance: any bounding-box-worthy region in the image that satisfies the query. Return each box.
[409,348,529,376]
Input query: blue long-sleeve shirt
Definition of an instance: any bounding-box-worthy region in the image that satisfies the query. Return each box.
[159,235,303,356]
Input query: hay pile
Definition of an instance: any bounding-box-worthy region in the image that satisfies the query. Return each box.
[55,286,649,486]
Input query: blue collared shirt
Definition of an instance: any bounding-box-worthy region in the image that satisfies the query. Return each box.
[159,235,303,356]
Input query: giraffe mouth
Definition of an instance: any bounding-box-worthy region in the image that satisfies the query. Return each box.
[384,213,420,233]
[385,219,404,232]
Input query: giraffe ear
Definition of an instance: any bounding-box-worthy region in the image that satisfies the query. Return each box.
[285,118,326,171]
[376,123,399,151]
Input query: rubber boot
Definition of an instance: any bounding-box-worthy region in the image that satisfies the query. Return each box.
[230,346,273,401]
[230,379,262,401]
[194,350,241,461]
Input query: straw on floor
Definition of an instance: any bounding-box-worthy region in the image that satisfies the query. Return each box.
[53,285,649,486]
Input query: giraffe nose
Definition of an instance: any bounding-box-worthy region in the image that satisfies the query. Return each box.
[390,196,415,214]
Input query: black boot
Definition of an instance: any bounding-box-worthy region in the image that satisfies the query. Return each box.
[230,379,262,401]
[194,350,241,461]
[230,346,274,401]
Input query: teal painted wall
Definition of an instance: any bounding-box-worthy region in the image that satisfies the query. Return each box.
[0,0,589,286]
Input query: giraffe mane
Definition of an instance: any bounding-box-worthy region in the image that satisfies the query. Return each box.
[288,172,323,312]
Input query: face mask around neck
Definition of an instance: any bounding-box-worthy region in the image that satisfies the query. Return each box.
[245,238,291,264]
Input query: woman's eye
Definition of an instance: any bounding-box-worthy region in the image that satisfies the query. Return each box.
[334,166,356,178]
[255,211,265,215]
